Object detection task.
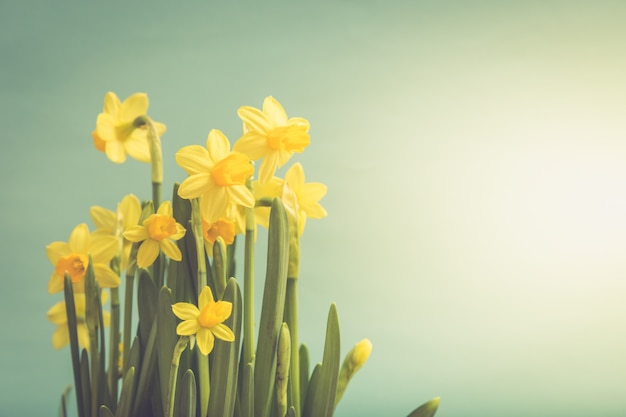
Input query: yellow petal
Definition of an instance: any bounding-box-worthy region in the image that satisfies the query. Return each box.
[157,201,173,217]
[285,162,305,187]
[155,122,167,136]
[171,223,186,240]
[119,93,148,122]
[176,145,211,175]
[96,113,118,142]
[77,324,90,350]
[48,272,64,294]
[47,301,68,325]
[123,225,149,242]
[172,302,200,320]
[125,131,151,163]
[203,187,229,224]
[160,239,182,261]
[196,327,215,355]
[178,174,211,200]
[211,323,235,342]
[137,239,160,268]
[198,286,215,311]
[46,242,70,264]
[232,132,268,160]
[263,96,288,126]
[227,185,255,208]
[69,223,90,254]
[90,206,116,231]
[237,106,270,134]
[176,319,200,336]
[103,92,121,115]
[52,326,70,349]
[93,264,121,288]
[120,194,142,228]
[105,140,126,163]
[206,130,231,162]
[258,153,279,185]
[287,116,310,131]
[90,235,119,263]
[102,311,111,327]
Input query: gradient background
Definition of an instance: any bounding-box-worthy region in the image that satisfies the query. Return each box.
[1,1,626,416]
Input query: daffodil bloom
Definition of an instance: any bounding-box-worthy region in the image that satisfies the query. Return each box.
[90,194,141,272]
[93,92,166,163]
[234,96,310,184]
[123,201,186,268]
[176,129,255,223]
[47,292,110,351]
[171,286,235,355]
[202,217,236,256]
[47,223,120,294]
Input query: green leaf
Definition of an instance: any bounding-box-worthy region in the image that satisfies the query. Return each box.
[212,237,228,300]
[80,350,91,417]
[276,323,291,417]
[157,286,178,414]
[63,274,86,417]
[208,278,242,417]
[239,363,254,417]
[406,397,441,417]
[137,269,158,346]
[131,316,159,417]
[254,198,290,417]
[115,367,135,417]
[177,369,197,417]
[299,343,310,412]
[302,363,321,417]
[58,385,71,417]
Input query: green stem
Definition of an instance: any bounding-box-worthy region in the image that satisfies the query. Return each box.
[285,278,300,416]
[166,337,189,417]
[108,287,120,400]
[133,116,163,208]
[243,204,255,366]
[122,264,136,374]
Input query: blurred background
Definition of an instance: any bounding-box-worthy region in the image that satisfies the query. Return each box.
[1,1,626,416]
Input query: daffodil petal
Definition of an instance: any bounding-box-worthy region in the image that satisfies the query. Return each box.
[263,96,288,126]
[176,145,211,175]
[160,239,182,261]
[52,326,70,349]
[178,174,211,199]
[119,93,148,122]
[123,225,149,242]
[228,185,255,208]
[206,129,231,162]
[237,106,270,134]
[171,223,186,240]
[105,140,126,163]
[157,201,172,217]
[172,303,200,320]
[233,132,268,160]
[176,319,200,336]
[93,264,121,288]
[196,328,215,355]
[47,301,68,325]
[77,324,90,350]
[198,286,215,311]
[125,132,151,163]
[120,194,142,228]
[258,152,279,185]
[102,311,111,327]
[204,188,229,224]
[103,92,120,115]
[90,235,119,263]
[155,122,167,136]
[90,206,116,231]
[285,163,305,186]
[69,224,90,254]
[211,323,235,342]
[48,272,64,294]
[96,113,117,142]
[46,242,70,264]
[137,239,160,268]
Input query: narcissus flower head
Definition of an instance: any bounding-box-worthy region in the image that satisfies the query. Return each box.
[171,286,235,355]
[47,223,120,294]
[234,96,310,184]
[176,129,255,223]
[202,217,236,257]
[93,92,166,163]
[123,201,186,268]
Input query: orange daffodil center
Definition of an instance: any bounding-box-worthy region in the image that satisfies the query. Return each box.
[211,153,254,186]
[202,218,236,245]
[55,254,89,283]
[147,215,177,240]
[171,286,235,356]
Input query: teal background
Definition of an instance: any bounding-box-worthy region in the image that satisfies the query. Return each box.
[2,1,626,416]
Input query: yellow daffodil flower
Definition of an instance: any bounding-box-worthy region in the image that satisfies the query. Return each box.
[93,92,166,163]
[47,223,120,294]
[47,292,110,351]
[171,286,235,355]
[123,201,186,268]
[234,96,310,184]
[90,194,142,272]
[176,129,255,223]
[202,217,236,256]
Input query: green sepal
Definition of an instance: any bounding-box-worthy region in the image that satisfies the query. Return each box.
[63,274,86,417]
[212,236,228,300]
[254,198,289,417]
[157,286,178,414]
[208,278,242,417]
[177,369,197,417]
[115,367,135,417]
[299,343,310,412]
[98,405,114,417]
[406,397,441,417]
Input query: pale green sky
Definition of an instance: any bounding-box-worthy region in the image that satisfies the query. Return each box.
[1,1,626,416]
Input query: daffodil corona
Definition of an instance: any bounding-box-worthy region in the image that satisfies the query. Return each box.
[234,96,310,184]
[123,201,186,268]
[171,286,235,355]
